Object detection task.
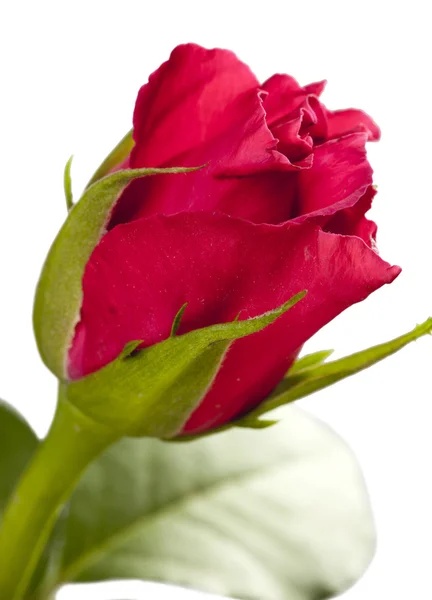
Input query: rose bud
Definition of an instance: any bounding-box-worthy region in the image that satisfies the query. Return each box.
[34,43,400,439]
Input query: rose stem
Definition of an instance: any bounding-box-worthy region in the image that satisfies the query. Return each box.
[0,385,119,599]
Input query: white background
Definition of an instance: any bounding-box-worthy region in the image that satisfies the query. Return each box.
[0,1,431,599]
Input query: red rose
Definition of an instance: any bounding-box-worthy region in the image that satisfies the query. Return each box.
[67,44,400,435]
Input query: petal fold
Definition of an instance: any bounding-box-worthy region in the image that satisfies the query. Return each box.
[293,133,373,224]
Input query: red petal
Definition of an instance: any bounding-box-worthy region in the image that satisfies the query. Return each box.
[131,44,259,167]
[304,95,328,142]
[262,74,310,126]
[292,133,373,223]
[324,186,378,247]
[326,108,381,141]
[68,212,400,434]
[262,74,329,157]
[108,45,302,228]
[303,80,327,96]
[109,86,297,227]
[271,116,314,164]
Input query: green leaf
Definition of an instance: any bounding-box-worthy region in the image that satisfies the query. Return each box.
[33,165,200,380]
[245,318,432,420]
[86,129,134,188]
[47,407,375,600]
[63,155,74,211]
[65,292,306,439]
[0,400,38,516]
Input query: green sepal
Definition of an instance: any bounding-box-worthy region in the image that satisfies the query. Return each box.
[65,292,306,439]
[288,349,334,374]
[86,129,134,188]
[236,417,279,429]
[63,155,74,211]
[33,165,200,380]
[170,303,188,337]
[238,317,432,423]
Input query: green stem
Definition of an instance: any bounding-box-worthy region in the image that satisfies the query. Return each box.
[0,386,119,600]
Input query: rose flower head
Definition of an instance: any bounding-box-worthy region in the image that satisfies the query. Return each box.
[34,44,400,438]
